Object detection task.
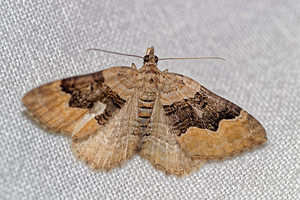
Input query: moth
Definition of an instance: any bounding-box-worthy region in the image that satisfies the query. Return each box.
[23,46,267,176]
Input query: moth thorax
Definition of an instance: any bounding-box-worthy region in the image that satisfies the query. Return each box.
[139,91,157,102]
[140,63,161,75]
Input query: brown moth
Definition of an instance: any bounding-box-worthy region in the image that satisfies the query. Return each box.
[22,47,267,176]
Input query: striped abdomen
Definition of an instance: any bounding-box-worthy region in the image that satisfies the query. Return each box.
[138,98,155,136]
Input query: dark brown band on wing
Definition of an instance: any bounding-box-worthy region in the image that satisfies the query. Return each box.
[163,92,241,136]
[60,71,126,125]
[61,71,105,108]
[94,88,126,125]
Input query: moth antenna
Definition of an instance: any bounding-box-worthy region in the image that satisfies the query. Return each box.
[87,48,144,59]
[159,57,225,61]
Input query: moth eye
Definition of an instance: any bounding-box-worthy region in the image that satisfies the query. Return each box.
[155,56,158,63]
[144,55,150,62]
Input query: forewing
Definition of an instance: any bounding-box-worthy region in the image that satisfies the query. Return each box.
[160,72,267,160]
[23,67,135,136]
[23,67,140,169]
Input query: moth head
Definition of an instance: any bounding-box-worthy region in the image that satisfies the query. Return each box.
[144,46,158,64]
[143,55,158,64]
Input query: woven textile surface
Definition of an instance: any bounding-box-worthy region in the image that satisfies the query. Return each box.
[1,1,299,199]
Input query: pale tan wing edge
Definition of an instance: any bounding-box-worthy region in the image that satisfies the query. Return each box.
[159,72,267,160]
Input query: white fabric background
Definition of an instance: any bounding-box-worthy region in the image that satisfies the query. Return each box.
[1,1,299,199]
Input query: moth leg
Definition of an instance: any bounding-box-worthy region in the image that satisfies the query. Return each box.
[131,63,137,70]
[162,69,169,74]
